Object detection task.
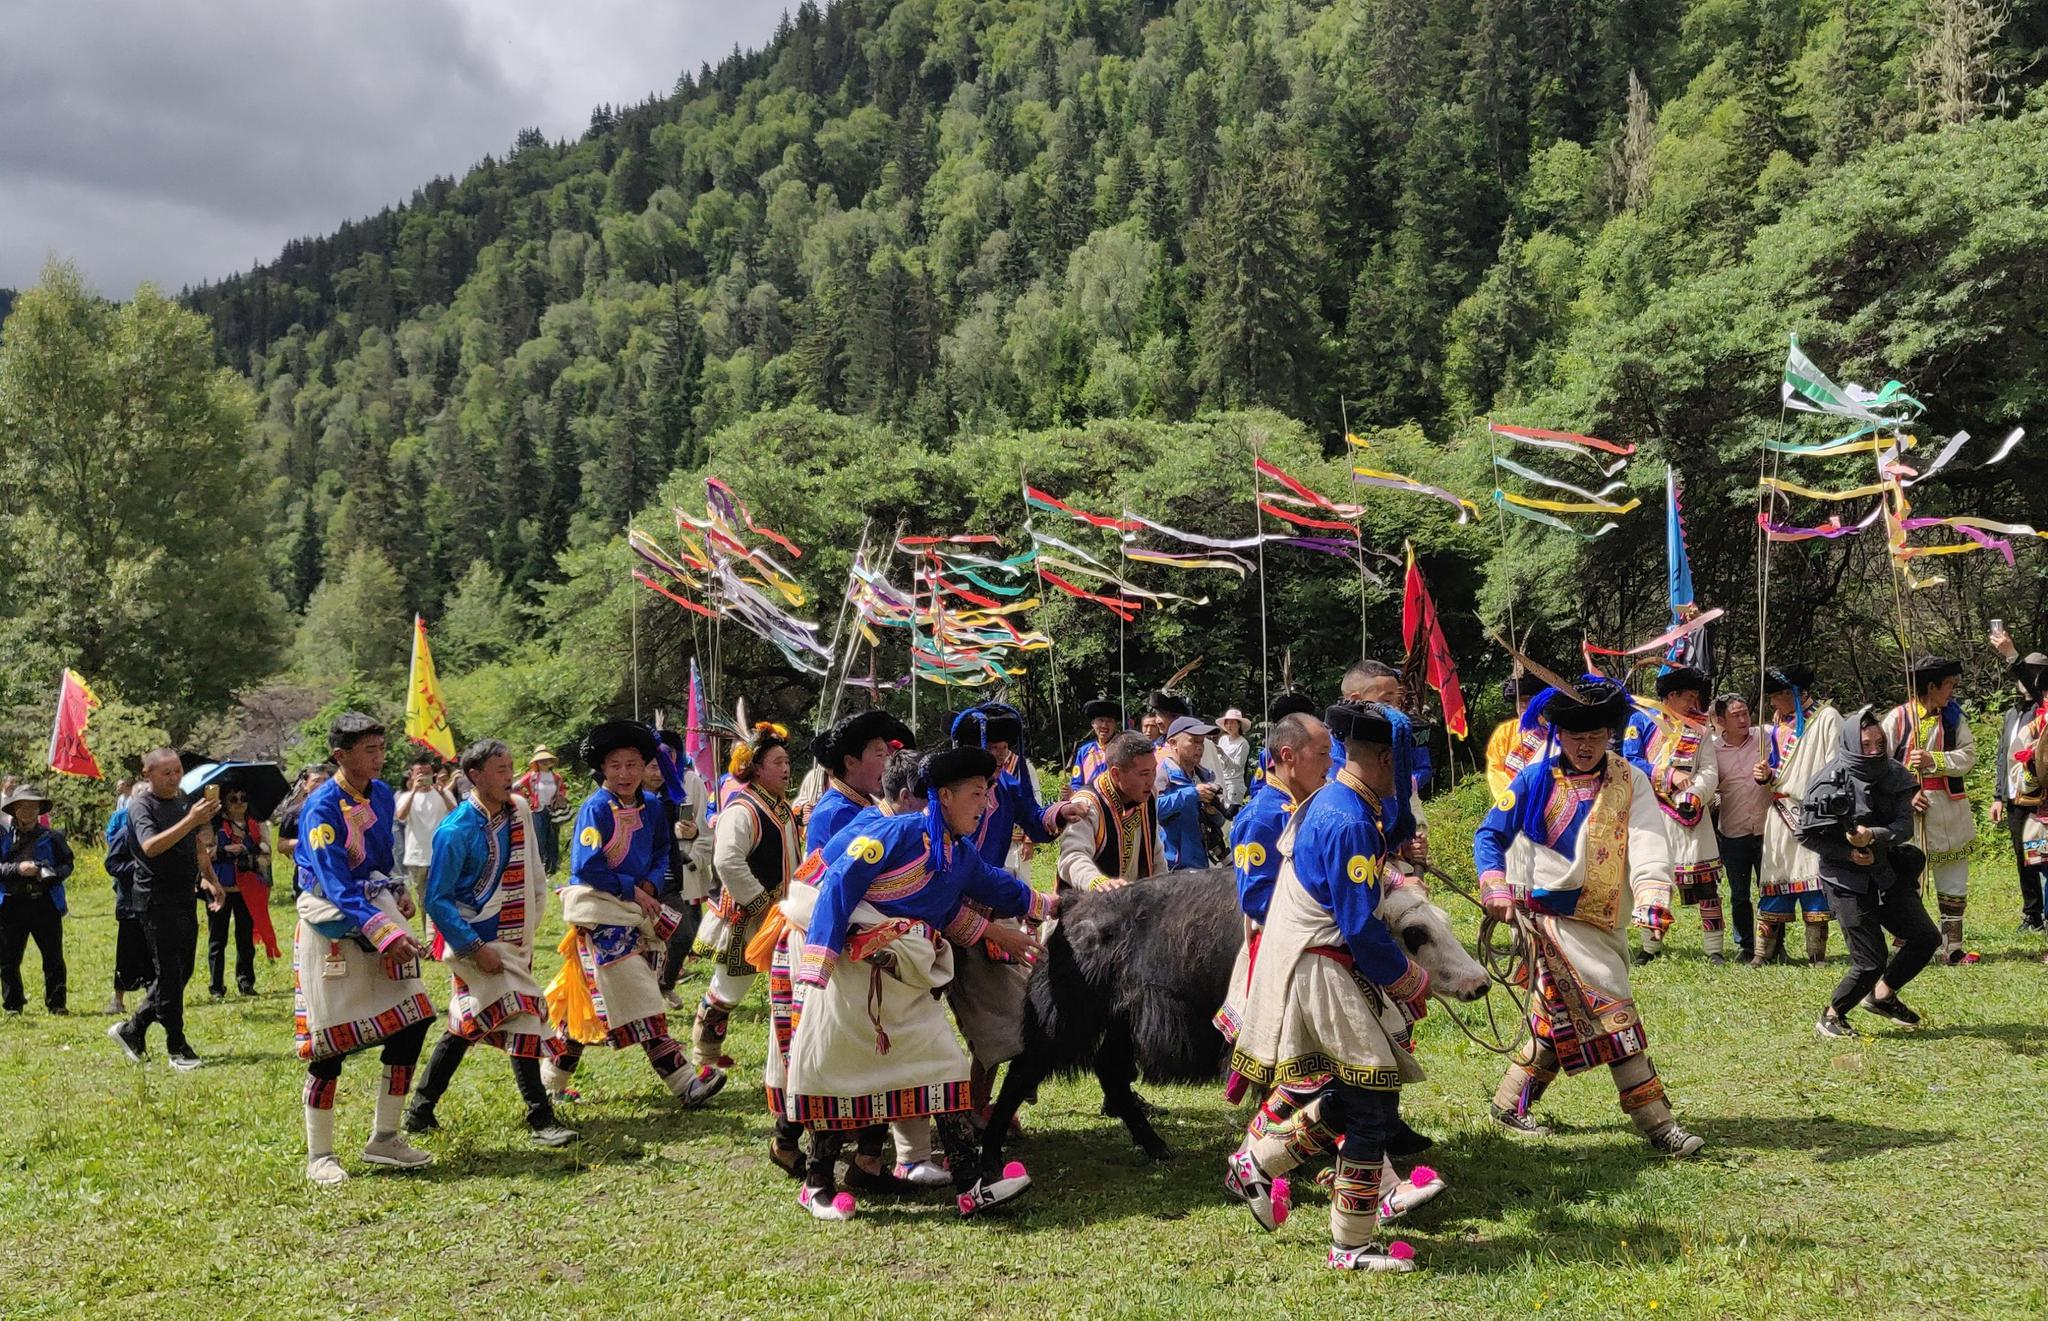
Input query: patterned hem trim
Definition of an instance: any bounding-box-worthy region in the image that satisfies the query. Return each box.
[449,989,548,1041]
[1533,1018,1648,1077]
[788,1079,974,1131]
[471,1029,567,1060]
[1211,1004,1243,1044]
[606,1015,667,1048]
[1227,1046,1403,1093]
[1758,879,1822,896]
[295,991,437,1062]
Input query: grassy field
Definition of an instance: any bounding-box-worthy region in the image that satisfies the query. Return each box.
[3,816,2046,1320]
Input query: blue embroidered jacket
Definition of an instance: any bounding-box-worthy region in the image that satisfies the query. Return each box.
[1228,779,1295,924]
[1292,775,1412,987]
[1473,757,1598,915]
[805,782,872,857]
[424,799,518,954]
[294,776,403,948]
[797,811,1053,990]
[966,755,1062,869]
[569,786,663,899]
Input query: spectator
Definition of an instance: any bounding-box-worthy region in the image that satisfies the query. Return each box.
[1710,694,1769,963]
[1214,709,1253,811]
[1,784,72,1015]
[207,786,275,999]
[395,753,455,912]
[103,778,153,1015]
[275,762,335,866]
[108,747,225,1069]
[1993,653,2048,932]
[513,746,566,876]
[1158,714,1222,870]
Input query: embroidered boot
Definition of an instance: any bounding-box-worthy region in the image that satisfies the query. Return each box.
[362,1066,433,1170]
[1327,1155,1415,1272]
[1750,920,1785,968]
[304,1077,346,1187]
[691,995,735,1070]
[1803,919,1830,965]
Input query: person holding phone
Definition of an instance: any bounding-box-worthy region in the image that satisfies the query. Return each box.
[108,748,225,1070]
[396,754,455,917]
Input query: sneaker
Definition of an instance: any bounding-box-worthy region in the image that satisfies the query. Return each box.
[530,1124,580,1148]
[1647,1123,1705,1157]
[107,1021,147,1062]
[402,1105,440,1134]
[1327,1240,1417,1272]
[102,997,125,1016]
[956,1161,1032,1216]
[306,1154,349,1188]
[2019,919,2045,934]
[208,988,225,1003]
[168,1051,204,1072]
[670,1065,727,1108]
[1224,1150,1291,1231]
[799,1184,857,1222]
[1378,1165,1445,1223]
[1815,1010,1859,1041]
[1707,953,1727,967]
[48,1006,68,1016]
[661,986,686,1010]
[361,1133,434,1169]
[1489,1103,1552,1138]
[1631,948,1662,968]
[1859,994,1921,1026]
[894,1159,952,1188]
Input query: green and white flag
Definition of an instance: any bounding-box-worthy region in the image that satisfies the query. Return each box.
[1781,334,1922,423]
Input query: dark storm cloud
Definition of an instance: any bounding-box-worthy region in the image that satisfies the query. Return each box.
[0,0,782,296]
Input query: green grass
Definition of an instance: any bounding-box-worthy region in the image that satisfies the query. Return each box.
[4,818,2046,1320]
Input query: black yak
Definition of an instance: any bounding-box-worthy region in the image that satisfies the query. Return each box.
[980,864,1489,1171]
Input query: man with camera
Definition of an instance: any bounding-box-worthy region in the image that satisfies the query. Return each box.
[1,784,73,1015]
[108,747,226,1069]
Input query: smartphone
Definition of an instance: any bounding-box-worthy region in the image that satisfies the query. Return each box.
[1991,618,2004,634]
[204,784,221,804]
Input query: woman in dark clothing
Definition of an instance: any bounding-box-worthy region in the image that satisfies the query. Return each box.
[1798,707,1941,1038]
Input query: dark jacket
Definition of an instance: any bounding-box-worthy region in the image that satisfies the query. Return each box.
[1797,706,1922,896]
[1,824,74,914]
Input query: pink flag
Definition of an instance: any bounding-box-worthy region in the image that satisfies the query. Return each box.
[686,657,712,788]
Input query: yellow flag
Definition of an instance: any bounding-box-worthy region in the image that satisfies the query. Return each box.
[405,614,456,759]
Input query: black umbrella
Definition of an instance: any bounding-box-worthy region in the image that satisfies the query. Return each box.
[177,750,217,774]
[181,762,293,820]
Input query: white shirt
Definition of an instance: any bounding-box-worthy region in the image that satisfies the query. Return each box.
[397,787,452,867]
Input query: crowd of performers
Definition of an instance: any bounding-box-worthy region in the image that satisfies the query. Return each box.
[62,629,2048,1272]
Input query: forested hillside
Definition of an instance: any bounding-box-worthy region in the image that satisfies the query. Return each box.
[7,0,2048,787]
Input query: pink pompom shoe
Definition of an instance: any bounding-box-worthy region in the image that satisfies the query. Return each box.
[1327,1239,1417,1272]
[957,1161,1031,1216]
[1224,1150,1290,1231]
[1378,1165,1446,1223]
[798,1186,857,1222]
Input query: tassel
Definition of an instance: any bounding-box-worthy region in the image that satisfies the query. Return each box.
[543,929,608,1045]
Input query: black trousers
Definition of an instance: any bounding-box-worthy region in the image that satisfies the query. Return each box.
[1717,831,1762,957]
[207,889,256,995]
[413,1030,557,1129]
[658,897,702,991]
[113,913,155,992]
[126,904,199,1053]
[0,894,66,1011]
[1826,879,1940,1018]
[2008,809,2044,925]
[306,1016,430,1080]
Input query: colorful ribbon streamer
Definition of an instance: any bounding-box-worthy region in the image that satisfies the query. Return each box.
[1499,490,1642,516]
[1024,485,1141,531]
[633,570,718,619]
[1485,421,1636,460]
[1351,468,1478,521]
[1583,608,1727,658]
[1494,455,1630,505]
[1759,476,1893,502]
[1494,490,1617,539]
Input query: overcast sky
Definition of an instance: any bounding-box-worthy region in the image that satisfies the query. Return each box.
[0,0,786,297]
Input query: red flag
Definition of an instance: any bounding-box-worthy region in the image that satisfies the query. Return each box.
[47,669,103,779]
[1400,546,1468,739]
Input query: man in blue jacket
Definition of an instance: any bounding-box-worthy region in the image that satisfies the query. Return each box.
[1158,714,1221,870]
[1,784,72,1015]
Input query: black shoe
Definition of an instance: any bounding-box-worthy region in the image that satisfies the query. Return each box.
[1387,1117,1434,1158]
[1632,948,1662,967]
[2019,919,2044,934]
[842,1162,924,1197]
[403,1104,439,1134]
[1816,1010,1858,1040]
[1859,993,1921,1026]
[208,989,225,1002]
[237,983,257,997]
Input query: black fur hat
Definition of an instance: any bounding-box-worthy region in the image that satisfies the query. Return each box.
[580,719,657,775]
[1654,666,1711,701]
[918,744,998,792]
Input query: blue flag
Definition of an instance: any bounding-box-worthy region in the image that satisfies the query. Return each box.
[1663,467,1708,674]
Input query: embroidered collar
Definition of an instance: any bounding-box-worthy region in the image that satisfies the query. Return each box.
[827,776,874,808]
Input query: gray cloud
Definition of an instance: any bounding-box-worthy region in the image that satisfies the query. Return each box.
[0,0,784,296]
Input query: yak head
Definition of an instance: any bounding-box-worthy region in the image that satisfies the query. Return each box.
[1379,880,1490,1002]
